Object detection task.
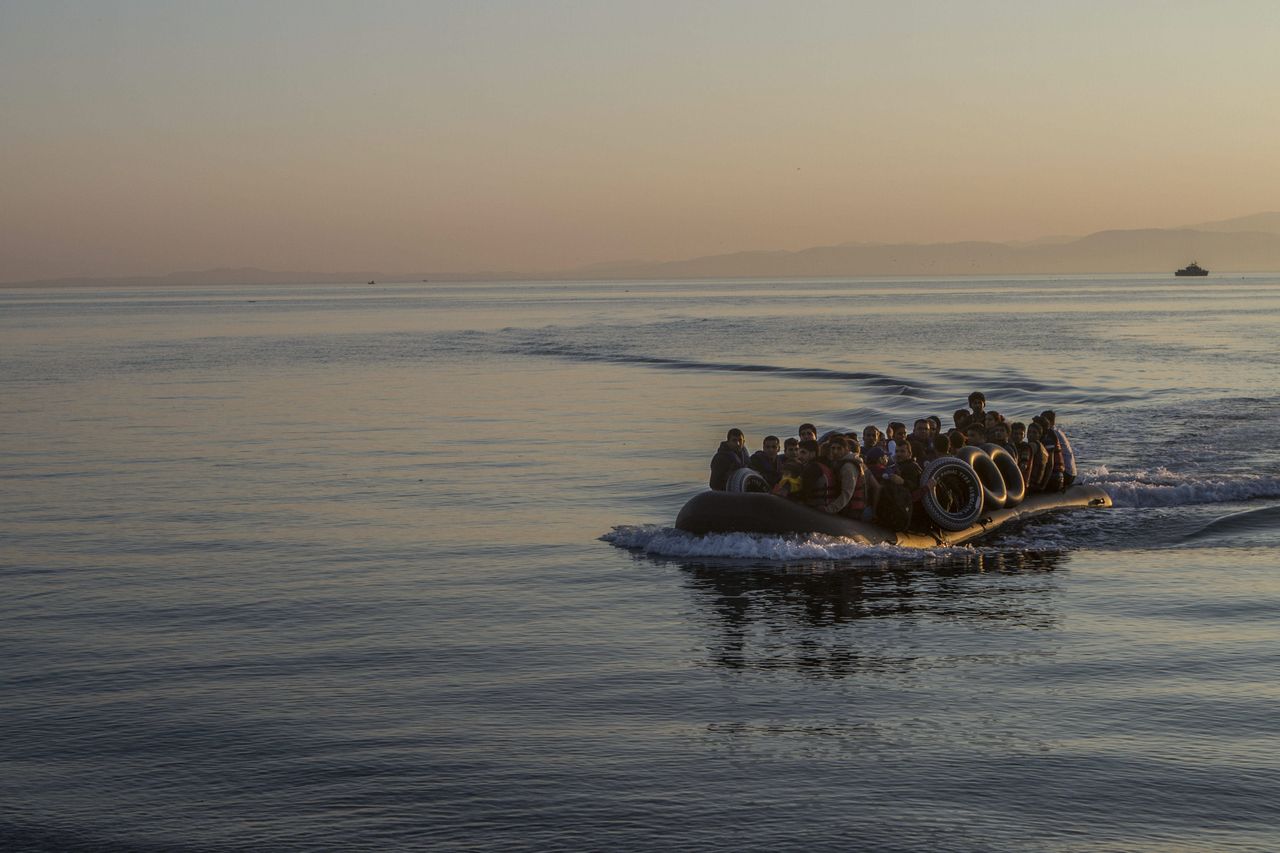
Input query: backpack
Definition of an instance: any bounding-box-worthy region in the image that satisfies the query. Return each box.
[875,479,914,532]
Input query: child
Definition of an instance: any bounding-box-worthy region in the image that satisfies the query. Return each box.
[772,461,805,500]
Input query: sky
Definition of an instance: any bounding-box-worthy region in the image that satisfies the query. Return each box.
[2,0,1279,281]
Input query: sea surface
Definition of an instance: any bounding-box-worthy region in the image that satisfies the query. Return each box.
[2,275,1279,852]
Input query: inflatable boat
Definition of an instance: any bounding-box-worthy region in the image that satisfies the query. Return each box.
[677,448,1112,547]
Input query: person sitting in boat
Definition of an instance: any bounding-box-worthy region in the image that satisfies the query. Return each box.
[772,461,804,500]
[798,422,818,443]
[782,437,800,465]
[908,419,932,461]
[796,439,834,509]
[965,423,988,446]
[821,435,870,519]
[748,435,783,487]
[968,391,987,424]
[953,409,972,432]
[862,425,886,455]
[890,441,923,492]
[947,429,967,455]
[1040,410,1077,489]
[885,421,907,463]
[1024,420,1054,493]
[857,446,890,521]
[927,415,943,438]
[843,432,862,456]
[1033,416,1065,492]
[875,441,925,531]
[987,421,1017,457]
[1010,420,1034,479]
[708,428,749,491]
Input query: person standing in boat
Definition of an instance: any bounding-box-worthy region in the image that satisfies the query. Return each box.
[708,428,749,491]
[968,392,988,424]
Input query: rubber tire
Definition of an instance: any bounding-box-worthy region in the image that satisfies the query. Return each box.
[922,457,984,531]
[981,443,1026,507]
[726,467,771,493]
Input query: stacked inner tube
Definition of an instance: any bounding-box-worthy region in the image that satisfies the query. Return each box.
[956,446,1008,510]
[726,467,771,493]
[981,443,1026,507]
[921,446,1026,530]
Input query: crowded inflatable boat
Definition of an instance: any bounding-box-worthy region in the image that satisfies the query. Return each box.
[677,393,1112,546]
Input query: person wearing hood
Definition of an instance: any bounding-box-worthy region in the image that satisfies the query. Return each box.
[709,428,750,490]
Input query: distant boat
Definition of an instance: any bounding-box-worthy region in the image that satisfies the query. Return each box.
[368,280,376,285]
[1175,262,1209,276]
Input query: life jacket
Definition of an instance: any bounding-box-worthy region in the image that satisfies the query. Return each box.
[1015,440,1033,482]
[1046,438,1065,490]
[772,475,803,500]
[832,457,866,515]
[803,461,836,508]
[1025,441,1049,492]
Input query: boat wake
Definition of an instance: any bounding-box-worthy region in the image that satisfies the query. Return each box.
[1088,466,1280,507]
[1178,505,1280,545]
[604,524,1027,564]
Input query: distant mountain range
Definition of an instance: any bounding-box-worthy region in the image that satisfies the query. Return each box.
[552,212,1280,280]
[7,212,1280,287]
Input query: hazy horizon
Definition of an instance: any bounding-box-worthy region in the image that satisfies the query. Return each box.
[4,2,1279,282]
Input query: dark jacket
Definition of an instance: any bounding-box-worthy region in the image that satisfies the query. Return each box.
[709,441,750,490]
[748,450,783,487]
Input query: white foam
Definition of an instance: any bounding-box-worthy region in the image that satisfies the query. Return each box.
[602,524,971,562]
[1085,466,1280,508]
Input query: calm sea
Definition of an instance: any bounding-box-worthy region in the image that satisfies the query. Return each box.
[3,276,1279,852]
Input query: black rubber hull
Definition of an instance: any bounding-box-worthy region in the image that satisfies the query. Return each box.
[675,485,1112,547]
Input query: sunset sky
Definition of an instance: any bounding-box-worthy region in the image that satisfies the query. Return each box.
[3,1,1278,281]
